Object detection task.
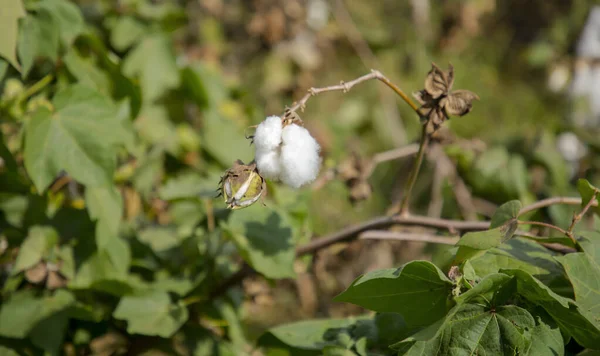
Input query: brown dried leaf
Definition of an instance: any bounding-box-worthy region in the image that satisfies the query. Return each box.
[424,63,452,99]
[89,332,128,356]
[46,270,67,289]
[441,89,480,116]
[349,180,372,202]
[25,262,48,284]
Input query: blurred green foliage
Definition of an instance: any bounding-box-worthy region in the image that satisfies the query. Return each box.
[0,0,599,355]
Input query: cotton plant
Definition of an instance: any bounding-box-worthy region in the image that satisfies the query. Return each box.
[218,112,322,209]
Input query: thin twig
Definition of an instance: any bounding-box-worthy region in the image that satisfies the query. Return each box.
[210,196,588,300]
[312,144,419,191]
[518,221,569,236]
[518,197,586,216]
[286,70,421,117]
[566,189,598,243]
[295,214,489,256]
[371,144,420,165]
[360,230,459,245]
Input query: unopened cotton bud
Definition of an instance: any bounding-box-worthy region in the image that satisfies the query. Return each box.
[280,124,321,188]
[253,115,283,151]
[219,161,265,209]
[255,148,282,180]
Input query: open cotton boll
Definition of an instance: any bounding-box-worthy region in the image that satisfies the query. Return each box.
[280,124,322,188]
[255,148,282,180]
[253,115,283,151]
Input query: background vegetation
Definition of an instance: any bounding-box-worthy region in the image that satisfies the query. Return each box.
[0,0,599,355]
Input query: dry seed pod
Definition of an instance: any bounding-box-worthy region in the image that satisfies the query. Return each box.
[415,63,479,130]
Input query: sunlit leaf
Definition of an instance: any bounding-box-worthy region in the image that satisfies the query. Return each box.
[224,204,296,279]
[334,261,452,328]
[0,0,26,70]
[24,85,128,191]
[113,290,188,337]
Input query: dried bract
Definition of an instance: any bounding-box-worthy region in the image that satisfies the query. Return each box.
[414,63,479,131]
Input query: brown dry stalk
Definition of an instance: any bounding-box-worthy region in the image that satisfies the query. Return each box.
[205,196,593,303]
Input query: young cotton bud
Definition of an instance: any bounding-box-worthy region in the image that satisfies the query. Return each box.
[219,161,266,209]
[255,148,282,180]
[280,124,321,188]
[253,115,283,151]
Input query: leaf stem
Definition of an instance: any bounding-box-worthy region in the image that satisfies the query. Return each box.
[287,70,421,117]
[19,74,54,102]
[566,188,599,243]
[396,119,431,216]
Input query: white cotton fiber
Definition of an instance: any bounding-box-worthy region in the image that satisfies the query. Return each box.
[255,147,282,180]
[253,116,283,151]
[279,124,322,188]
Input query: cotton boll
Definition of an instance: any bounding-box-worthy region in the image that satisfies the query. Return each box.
[255,148,282,180]
[253,116,283,151]
[280,124,322,188]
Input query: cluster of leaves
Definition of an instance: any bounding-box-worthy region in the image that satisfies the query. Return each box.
[260,184,600,355]
[0,0,316,354]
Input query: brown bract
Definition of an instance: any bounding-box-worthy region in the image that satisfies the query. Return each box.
[414,63,479,131]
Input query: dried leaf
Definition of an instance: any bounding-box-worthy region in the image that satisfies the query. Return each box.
[424,63,452,99]
[441,89,480,116]
[89,332,128,356]
[24,262,48,284]
[46,270,67,290]
[349,180,372,202]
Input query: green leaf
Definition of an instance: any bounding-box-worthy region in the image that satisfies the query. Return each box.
[0,289,74,338]
[108,16,146,51]
[0,59,9,80]
[85,185,123,237]
[394,303,535,355]
[455,200,520,263]
[455,273,514,304]
[29,309,70,353]
[137,227,186,253]
[122,33,180,103]
[557,253,600,326]
[37,0,84,44]
[63,48,112,94]
[134,105,179,154]
[523,321,564,356]
[258,317,369,355]
[24,85,125,191]
[159,172,206,200]
[225,205,297,279]
[334,261,452,328]
[577,179,600,216]
[490,200,521,228]
[0,0,26,70]
[70,240,132,296]
[202,109,253,166]
[17,10,60,77]
[503,269,600,349]
[113,290,189,337]
[469,238,568,292]
[12,225,59,274]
